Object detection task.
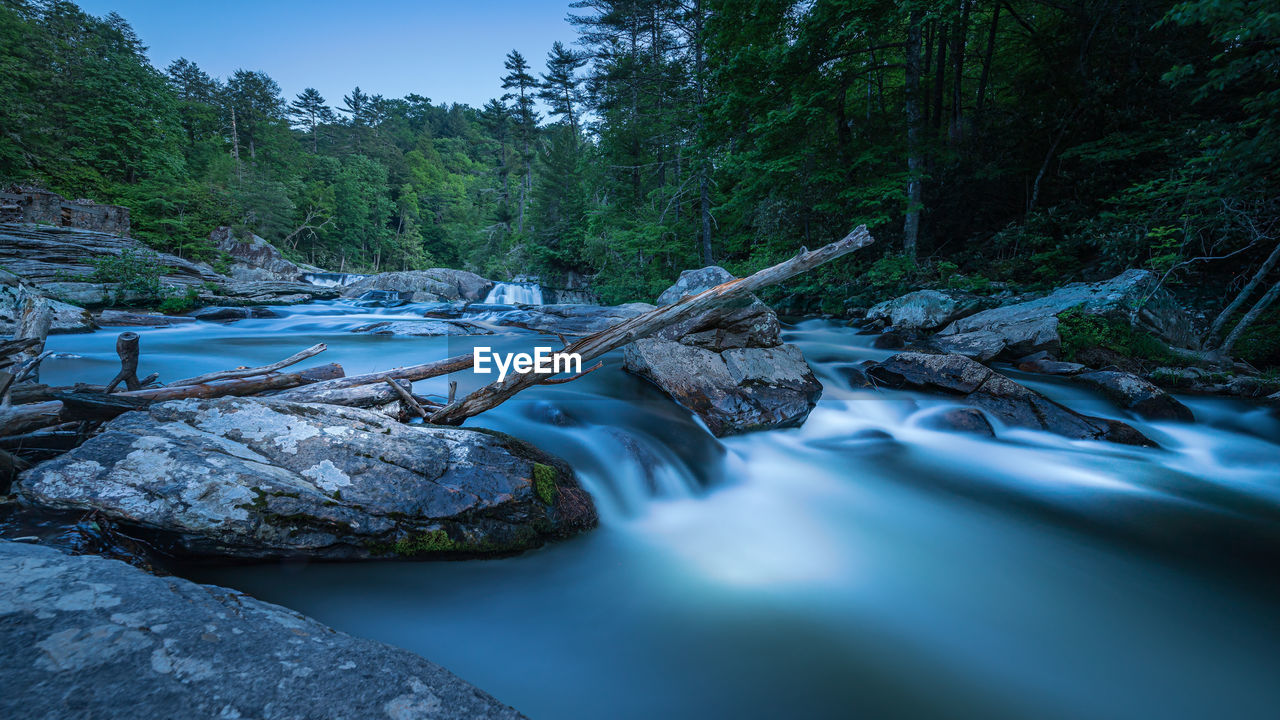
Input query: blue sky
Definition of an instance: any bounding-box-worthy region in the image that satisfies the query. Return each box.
[75,0,580,110]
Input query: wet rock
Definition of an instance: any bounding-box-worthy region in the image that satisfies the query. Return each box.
[624,267,822,436]
[211,226,302,282]
[866,289,988,331]
[354,289,410,307]
[0,282,94,334]
[872,332,906,350]
[15,397,596,559]
[188,306,278,322]
[1017,357,1087,376]
[866,352,1154,445]
[96,310,195,327]
[933,270,1195,360]
[214,281,339,304]
[0,541,526,720]
[342,270,494,303]
[916,407,996,437]
[836,365,874,389]
[494,303,655,335]
[1074,370,1194,421]
[350,320,492,336]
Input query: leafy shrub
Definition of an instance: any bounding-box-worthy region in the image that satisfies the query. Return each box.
[90,248,167,304]
[1057,308,1176,363]
[157,286,201,314]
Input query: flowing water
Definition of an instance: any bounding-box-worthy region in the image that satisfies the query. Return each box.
[300,271,366,287]
[36,301,1280,720]
[485,281,545,305]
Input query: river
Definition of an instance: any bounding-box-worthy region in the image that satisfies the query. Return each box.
[38,299,1280,720]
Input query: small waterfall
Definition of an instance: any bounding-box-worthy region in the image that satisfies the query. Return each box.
[484,281,544,305]
[301,272,365,288]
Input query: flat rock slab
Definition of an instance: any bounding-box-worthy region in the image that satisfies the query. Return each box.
[350,320,492,336]
[0,541,525,720]
[867,352,1154,446]
[15,397,595,559]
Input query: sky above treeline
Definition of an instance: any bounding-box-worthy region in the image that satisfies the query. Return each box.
[75,0,580,111]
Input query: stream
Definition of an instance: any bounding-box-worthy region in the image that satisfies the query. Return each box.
[36,299,1280,720]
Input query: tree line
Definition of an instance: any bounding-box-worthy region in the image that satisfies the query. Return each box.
[0,0,1276,361]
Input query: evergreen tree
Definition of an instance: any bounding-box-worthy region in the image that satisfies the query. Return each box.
[501,50,539,233]
[289,88,334,152]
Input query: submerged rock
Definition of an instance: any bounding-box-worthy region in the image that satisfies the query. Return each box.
[933,270,1195,360]
[623,266,822,436]
[0,541,526,719]
[1074,370,1194,421]
[15,397,596,559]
[350,319,492,336]
[867,289,988,332]
[866,352,1154,445]
[342,270,493,303]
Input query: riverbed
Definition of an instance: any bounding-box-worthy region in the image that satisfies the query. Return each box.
[39,300,1280,720]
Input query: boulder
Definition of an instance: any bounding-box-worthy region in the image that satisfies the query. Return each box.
[933,270,1195,360]
[623,267,821,436]
[0,541,525,720]
[350,320,493,336]
[211,281,339,304]
[866,289,987,331]
[491,303,655,336]
[1074,370,1194,421]
[15,397,596,559]
[96,310,196,327]
[914,407,996,437]
[211,226,303,282]
[342,270,494,303]
[189,306,278,322]
[1017,357,1087,376]
[0,282,94,334]
[872,332,905,349]
[866,352,1154,445]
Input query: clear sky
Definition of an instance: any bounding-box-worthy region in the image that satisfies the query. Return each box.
[75,0,581,110]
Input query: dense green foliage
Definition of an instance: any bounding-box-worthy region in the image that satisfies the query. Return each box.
[0,0,1275,313]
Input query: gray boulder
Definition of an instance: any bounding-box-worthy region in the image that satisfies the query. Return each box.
[1074,370,1194,421]
[211,226,303,282]
[211,280,339,305]
[867,289,987,332]
[343,270,494,303]
[492,303,655,336]
[0,541,525,720]
[189,306,278,322]
[866,352,1154,445]
[0,282,94,334]
[933,270,1195,360]
[15,397,596,559]
[623,267,821,436]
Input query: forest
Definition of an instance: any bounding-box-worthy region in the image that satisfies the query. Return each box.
[0,0,1276,363]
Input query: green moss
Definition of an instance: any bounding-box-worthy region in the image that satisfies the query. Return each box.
[532,463,557,505]
[392,529,457,556]
[1057,308,1176,364]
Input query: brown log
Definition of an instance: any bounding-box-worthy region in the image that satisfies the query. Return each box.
[384,379,429,419]
[167,343,327,386]
[104,332,141,393]
[275,353,475,396]
[0,363,344,436]
[428,226,875,425]
[272,378,406,408]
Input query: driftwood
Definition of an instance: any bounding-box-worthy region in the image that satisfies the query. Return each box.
[275,353,475,396]
[428,226,875,425]
[384,379,429,419]
[168,343,327,387]
[272,378,407,408]
[104,332,141,393]
[0,363,345,436]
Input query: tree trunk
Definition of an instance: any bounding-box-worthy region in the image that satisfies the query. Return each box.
[976,3,1000,117]
[1219,277,1280,356]
[903,11,924,260]
[932,21,948,131]
[1206,240,1280,345]
[951,0,971,138]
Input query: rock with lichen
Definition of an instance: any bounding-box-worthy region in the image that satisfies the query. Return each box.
[14,397,595,560]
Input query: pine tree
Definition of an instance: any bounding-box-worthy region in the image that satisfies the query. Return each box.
[501,50,540,234]
[289,88,333,153]
[540,41,586,135]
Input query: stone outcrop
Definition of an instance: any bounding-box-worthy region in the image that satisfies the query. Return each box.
[211,226,303,282]
[15,397,596,559]
[0,541,526,720]
[867,289,988,332]
[1073,370,1194,421]
[867,352,1154,445]
[932,270,1195,361]
[0,273,94,334]
[343,270,494,303]
[623,266,822,436]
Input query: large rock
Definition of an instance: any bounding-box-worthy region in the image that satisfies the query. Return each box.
[0,279,94,334]
[211,226,303,282]
[623,266,821,436]
[933,270,1195,360]
[1074,370,1194,421]
[212,280,340,305]
[866,352,1154,445]
[15,397,596,559]
[867,289,988,332]
[0,541,525,720]
[492,303,654,336]
[343,270,494,303]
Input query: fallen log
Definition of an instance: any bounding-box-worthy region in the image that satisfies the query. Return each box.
[272,378,407,408]
[168,343,327,387]
[428,226,876,425]
[274,353,475,395]
[0,363,344,436]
